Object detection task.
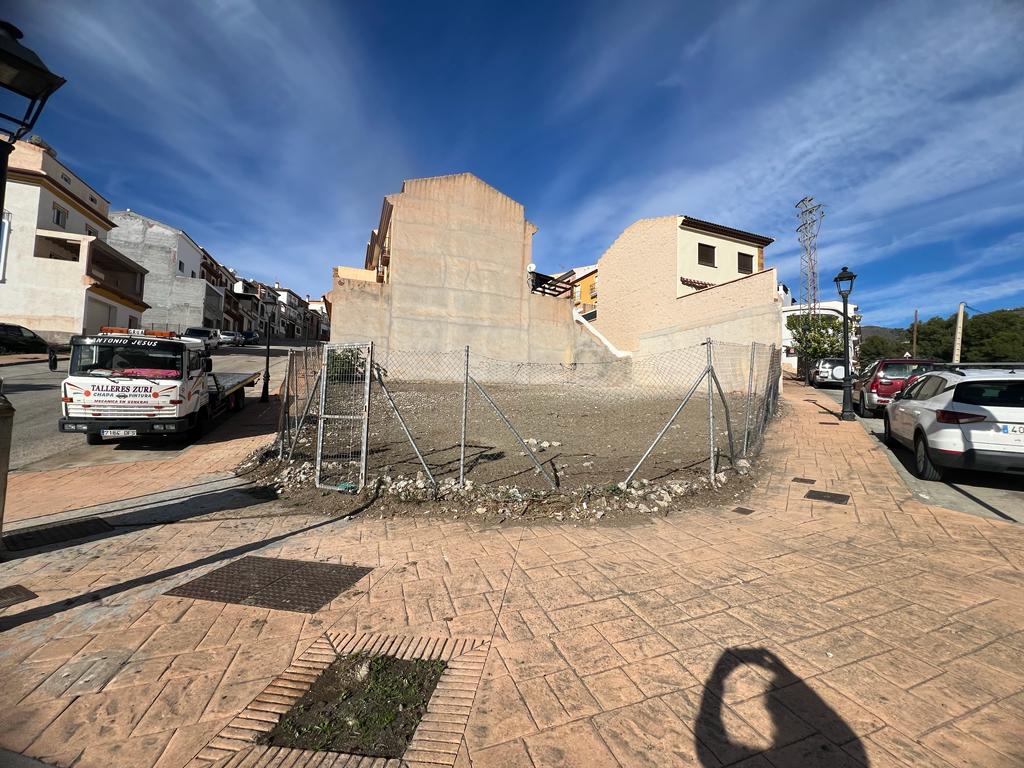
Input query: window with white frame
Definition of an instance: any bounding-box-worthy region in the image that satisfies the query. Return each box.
[52,203,68,228]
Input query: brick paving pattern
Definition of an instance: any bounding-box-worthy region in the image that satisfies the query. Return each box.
[0,383,1021,767]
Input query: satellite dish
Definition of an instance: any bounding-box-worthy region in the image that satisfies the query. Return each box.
[527,263,537,273]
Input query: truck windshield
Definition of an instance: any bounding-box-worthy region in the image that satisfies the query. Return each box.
[70,342,184,380]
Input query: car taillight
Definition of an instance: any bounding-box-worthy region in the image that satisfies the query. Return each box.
[61,396,73,403]
[936,410,987,424]
[869,377,879,393]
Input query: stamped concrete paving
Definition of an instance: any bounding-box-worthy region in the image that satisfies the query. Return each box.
[0,384,1022,767]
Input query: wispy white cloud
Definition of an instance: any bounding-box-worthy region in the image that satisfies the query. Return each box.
[533,0,1024,325]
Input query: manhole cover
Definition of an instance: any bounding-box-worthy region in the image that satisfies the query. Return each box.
[804,490,850,505]
[0,585,37,610]
[792,477,816,484]
[165,556,373,613]
[2,517,114,551]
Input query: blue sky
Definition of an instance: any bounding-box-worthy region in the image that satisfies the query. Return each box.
[9,0,1024,327]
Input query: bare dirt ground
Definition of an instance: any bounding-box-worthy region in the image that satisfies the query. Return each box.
[238,380,770,524]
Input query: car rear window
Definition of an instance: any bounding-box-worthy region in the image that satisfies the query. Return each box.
[953,381,1024,408]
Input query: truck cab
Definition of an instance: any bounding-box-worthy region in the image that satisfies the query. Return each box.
[57,327,213,443]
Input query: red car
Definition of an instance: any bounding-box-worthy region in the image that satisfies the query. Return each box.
[853,358,943,417]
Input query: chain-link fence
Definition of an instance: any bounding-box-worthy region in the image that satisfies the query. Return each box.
[310,339,781,494]
[276,344,325,460]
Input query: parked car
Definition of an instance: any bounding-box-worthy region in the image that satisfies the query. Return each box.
[220,330,243,346]
[853,358,942,416]
[884,369,1024,480]
[809,357,847,388]
[0,323,49,355]
[241,330,260,346]
[182,327,218,352]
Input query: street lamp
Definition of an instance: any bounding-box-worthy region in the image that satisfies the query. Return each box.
[0,21,64,546]
[259,294,276,403]
[0,21,66,217]
[833,265,857,421]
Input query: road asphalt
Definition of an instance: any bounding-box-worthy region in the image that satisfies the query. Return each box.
[1,344,292,472]
[812,384,1024,524]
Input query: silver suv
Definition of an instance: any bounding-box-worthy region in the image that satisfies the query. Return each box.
[809,358,846,387]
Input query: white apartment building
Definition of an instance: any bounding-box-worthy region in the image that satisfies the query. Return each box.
[0,138,148,342]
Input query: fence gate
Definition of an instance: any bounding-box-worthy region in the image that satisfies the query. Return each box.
[315,342,372,491]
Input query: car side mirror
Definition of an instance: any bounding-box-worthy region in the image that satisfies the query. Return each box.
[204,358,213,373]
[892,391,903,401]
[48,348,58,372]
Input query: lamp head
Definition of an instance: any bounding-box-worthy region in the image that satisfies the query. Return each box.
[833,265,856,299]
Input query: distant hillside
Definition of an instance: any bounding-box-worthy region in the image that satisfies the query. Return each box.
[861,325,908,342]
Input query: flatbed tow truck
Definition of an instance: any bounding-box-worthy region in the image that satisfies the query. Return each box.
[53,327,260,443]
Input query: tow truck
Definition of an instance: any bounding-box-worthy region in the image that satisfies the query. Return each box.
[53,327,260,444]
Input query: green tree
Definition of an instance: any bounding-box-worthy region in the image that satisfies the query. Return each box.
[913,315,955,360]
[858,335,902,363]
[786,314,844,373]
[963,309,1024,362]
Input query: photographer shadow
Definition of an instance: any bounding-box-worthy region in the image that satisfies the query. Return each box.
[695,647,869,767]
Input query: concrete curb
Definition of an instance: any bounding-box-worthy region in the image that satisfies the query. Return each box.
[0,749,55,767]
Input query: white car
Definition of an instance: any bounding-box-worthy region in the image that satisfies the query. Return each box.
[220,330,243,346]
[809,357,847,387]
[883,369,1024,480]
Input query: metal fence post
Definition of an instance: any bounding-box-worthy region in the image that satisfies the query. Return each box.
[706,338,716,485]
[360,342,373,490]
[742,342,756,456]
[459,345,469,487]
[0,393,14,548]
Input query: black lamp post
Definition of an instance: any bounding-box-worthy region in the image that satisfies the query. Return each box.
[0,21,65,229]
[834,265,857,421]
[259,294,276,403]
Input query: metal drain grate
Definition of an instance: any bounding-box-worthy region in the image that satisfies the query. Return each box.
[166,556,373,613]
[818,422,838,426]
[792,477,817,484]
[0,585,38,610]
[804,490,851,505]
[732,507,755,515]
[2,517,114,551]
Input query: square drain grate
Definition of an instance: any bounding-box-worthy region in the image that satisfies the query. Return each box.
[0,585,38,610]
[2,517,114,551]
[792,477,817,484]
[166,556,373,613]
[804,490,851,505]
[732,507,755,515]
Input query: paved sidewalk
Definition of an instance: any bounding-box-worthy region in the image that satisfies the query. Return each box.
[2,396,279,525]
[0,384,1021,767]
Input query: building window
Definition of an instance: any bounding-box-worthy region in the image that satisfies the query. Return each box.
[191,270,196,278]
[589,278,598,300]
[738,252,754,274]
[52,203,68,228]
[697,243,716,268]
[85,225,97,237]
[89,195,97,204]
[60,172,72,185]
[178,260,185,273]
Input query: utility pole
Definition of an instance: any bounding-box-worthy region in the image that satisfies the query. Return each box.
[912,309,918,357]
[952,302,966,364]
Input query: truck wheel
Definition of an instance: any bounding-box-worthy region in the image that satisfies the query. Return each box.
[85,432,103,445]
[190,408,210,441]
[231,390,245,412]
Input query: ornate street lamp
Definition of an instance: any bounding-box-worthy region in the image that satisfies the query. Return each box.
[833,266,857,421]
[260,293,277,403]
[0,21,66,214]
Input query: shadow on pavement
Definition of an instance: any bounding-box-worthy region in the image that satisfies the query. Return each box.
[0,490,378,633]
[1,486,281,559]
[695,648,868,767]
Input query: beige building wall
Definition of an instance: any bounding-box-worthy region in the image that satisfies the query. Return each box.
[595,216,779,353]
[637,269,783,355]
[329,173,611,365]
[676,225,763,298]
[591,216,681,352]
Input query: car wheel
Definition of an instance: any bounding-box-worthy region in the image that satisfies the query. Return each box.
[914,434,943,481]
[856,394,865,416]
[85,432,103,445]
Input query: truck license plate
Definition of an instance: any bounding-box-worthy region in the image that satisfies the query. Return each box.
[101,429,137,438]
